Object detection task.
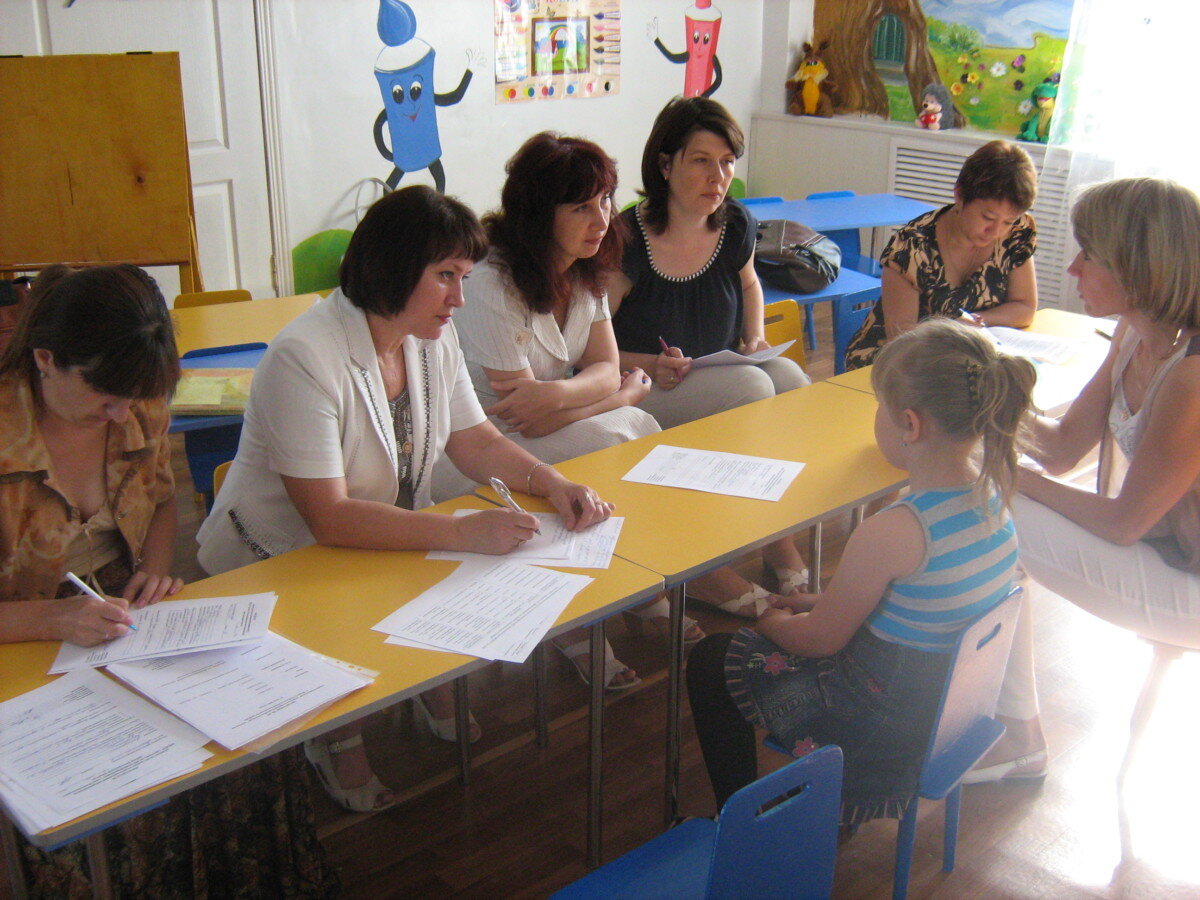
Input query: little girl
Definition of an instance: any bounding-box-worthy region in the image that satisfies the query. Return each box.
[687,317,1035,823]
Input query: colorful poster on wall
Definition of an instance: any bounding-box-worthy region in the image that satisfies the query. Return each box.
[494,0,620,103]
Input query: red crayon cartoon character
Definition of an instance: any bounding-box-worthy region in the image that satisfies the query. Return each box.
[649,0,723,98]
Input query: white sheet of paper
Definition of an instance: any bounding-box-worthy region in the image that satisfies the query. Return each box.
[427,513,623,569]
[50,593,278,674]
[622,445,804,501]
[0,669,210,835]
[107,632,373,751]
[985,327,1084,365]
[374,560,591,662]
[426,511,574,563]
[691,340,795,369]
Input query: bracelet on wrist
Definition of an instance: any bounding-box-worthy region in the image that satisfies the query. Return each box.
[526,461,553,496]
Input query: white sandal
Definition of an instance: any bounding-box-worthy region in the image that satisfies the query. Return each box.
[553,638,641,692]
[303,734,396,813]
[412,693,482,744]
[623,597,705,647]
[772,566,810,595]
[686,583,772,620]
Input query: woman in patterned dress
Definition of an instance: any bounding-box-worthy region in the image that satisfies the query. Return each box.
[844,140,1040,370]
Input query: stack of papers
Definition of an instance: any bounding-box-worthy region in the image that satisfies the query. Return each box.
[50,593,279,674]
[0,670,211,833]
[373,560,591,663]
[428,512,624,569]
[692,341,796,369]
[169,368,253,414]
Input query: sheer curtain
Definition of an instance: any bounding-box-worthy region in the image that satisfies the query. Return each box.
[1049,0,1200,185]
[1042,0,1199,309]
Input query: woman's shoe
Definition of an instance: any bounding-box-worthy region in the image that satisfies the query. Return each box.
[960,748,1048,785]
[412,693,482,744]
[303,735,396,813]
[553,637,641,691]
[768,565,810,595]
[623,597,705,647]
[685,583,772,620]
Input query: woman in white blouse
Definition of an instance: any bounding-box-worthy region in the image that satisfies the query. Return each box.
[443,132,692,690]
[199,186,613,812]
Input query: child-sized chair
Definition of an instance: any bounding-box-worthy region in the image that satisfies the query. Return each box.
[552,744,843,899]
[763,298,808,369]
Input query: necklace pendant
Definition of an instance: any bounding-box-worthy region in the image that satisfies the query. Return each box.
[402,440,413,455]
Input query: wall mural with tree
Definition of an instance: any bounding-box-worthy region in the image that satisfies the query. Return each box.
[812,0,1072,138]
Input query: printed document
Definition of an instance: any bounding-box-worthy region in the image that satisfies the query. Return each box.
[50,593,278,674]
[108,633,373,751]
[374,560,591,662]
[0,669,210,835]
[428,513,624,569]
[692,340,795,369]
[623,445,804,501]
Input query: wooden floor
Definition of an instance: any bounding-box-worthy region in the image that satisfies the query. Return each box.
[161,303,1200,898]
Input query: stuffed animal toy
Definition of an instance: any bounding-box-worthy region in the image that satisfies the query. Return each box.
[1018,81,1058,143]
[915,83,955,131]
[786,41,834,118]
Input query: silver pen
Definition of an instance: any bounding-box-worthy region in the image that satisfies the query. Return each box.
[489,477,541,534]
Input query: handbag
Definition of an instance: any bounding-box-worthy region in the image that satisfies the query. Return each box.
[753,219,841,294]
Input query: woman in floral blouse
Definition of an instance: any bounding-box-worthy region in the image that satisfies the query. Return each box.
[844,140,1039,370]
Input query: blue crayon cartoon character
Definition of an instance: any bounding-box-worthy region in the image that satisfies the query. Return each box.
[372,0,473,192]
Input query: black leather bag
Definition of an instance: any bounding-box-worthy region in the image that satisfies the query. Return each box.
[754,219,841,294]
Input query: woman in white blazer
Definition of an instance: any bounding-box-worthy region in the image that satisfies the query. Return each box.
[199,186,613,813]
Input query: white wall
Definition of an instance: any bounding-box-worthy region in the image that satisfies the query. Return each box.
[264,0,769,275]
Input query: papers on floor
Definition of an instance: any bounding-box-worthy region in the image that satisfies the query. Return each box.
[984,327,1084,365]
[427,512,624,569]
[50,593,278,674]
[692,340,795,369]
[623,445,804,501]
[373,560,591,663]
[0,669,211,834]
[108,632,374,751]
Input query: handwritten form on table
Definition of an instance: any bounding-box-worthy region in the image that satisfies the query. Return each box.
[373,560,591,663]
[622,445,804,501]
[50,593,278,674]
[0,669,210,834]
[108,632,374,751]
[428,512,624,569]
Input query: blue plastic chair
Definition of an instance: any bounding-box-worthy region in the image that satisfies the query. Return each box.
[553,744,843,900]
[892,587,1023,899]
[805,190,884,278]
[741,195,785,206]
[832,293,876,375]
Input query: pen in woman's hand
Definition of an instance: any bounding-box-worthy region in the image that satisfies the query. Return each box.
[66,571,138,631]
[488,477,541,534]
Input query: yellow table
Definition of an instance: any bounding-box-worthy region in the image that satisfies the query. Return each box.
[171,293,318,356]
[480,381,906,824]
[0,495,661,880]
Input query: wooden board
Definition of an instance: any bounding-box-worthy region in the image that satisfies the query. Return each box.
[0,53,200,289]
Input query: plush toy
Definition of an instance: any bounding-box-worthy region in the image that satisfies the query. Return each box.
[786,41,834,118]
[1018,81,1058,143]
[915,83,955,130]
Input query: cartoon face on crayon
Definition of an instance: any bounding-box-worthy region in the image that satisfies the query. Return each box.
[683,0,722,97]
[375,21,440,171]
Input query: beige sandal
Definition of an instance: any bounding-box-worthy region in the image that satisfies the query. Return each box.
[686,583,772,620]
[303,735,396,813]
[623,597,706,647]
[553,638,641,691]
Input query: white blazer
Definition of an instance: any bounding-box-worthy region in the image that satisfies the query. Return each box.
[197,289,485,575]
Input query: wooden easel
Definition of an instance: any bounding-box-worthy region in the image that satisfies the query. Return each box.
[0,52,202,290]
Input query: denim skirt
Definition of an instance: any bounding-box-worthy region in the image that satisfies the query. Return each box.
[725,625,950,823]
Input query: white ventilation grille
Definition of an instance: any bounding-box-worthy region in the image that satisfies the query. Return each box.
[887,137,1073,308]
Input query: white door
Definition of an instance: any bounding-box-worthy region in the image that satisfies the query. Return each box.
[0,0,274,301]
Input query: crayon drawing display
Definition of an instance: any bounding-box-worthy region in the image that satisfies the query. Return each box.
[494,0,621,103]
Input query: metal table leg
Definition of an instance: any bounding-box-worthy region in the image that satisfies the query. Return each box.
[532,641,549,749]
[663,582,686,829]
[587,619,606,869]
[85,831,113,900]
[1,813,28,900]
[453,675,472,786]
[808,521,824,592]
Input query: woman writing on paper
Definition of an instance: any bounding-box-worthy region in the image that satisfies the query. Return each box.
[441,131,669,690]
[966,178,1200,783]
[199,185,614,812]
[0,265,336,897]
[608,95,811,618]
[844,140,1039,370]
